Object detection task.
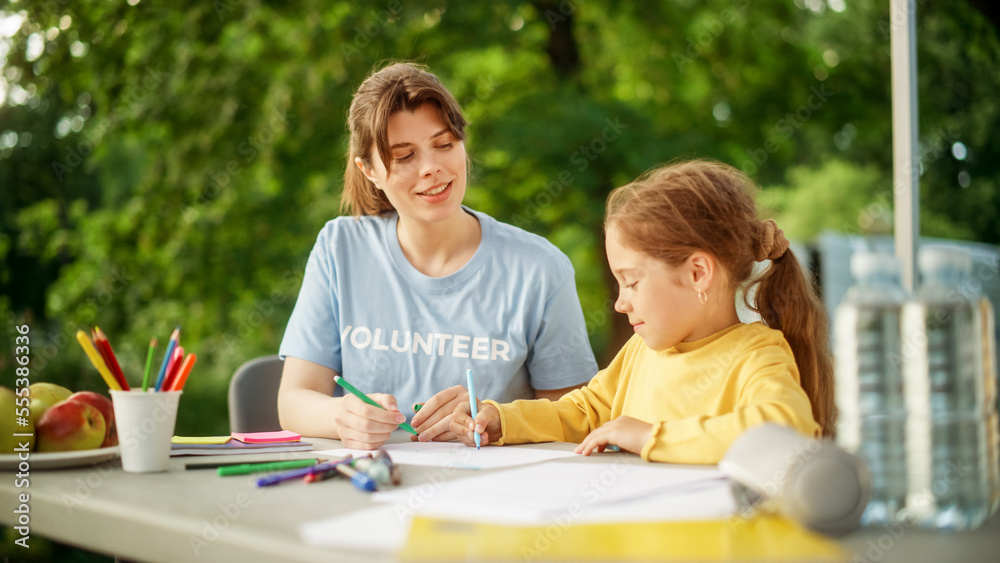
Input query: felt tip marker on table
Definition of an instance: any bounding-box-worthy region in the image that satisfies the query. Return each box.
[336,463,378,492]
[255,456,354,487]
[374,449,402,485]
[303,469,339,484]
[467,368,480,450]
[333,375,418,436]
[217,458,318,477]
[185,458,312,470]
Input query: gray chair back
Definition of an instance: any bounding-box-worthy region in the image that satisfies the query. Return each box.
[228,355,284,433]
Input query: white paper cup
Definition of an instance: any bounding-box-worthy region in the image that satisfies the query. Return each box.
[110,390,182,473]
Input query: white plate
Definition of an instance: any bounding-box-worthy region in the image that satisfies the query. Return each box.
[0,446,120,470]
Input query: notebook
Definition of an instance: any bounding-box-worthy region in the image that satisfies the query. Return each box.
[170,439,314,456]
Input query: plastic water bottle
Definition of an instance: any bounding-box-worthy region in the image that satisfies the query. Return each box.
[833,251,908,525]
[901,247,995,529]
[978,292,1000,515]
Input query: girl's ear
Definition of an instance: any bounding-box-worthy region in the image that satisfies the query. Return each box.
[687,251,716,292]
[355,157,380,188]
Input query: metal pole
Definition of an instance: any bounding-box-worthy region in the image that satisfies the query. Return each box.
[891,0,920,292]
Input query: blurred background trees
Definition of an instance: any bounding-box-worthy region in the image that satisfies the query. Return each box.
[1,0,998,436]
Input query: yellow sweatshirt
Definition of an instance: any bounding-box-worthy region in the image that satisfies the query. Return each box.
[485,322,820,464]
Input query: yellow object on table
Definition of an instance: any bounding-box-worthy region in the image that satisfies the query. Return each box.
[399,515,846,562]
[171,436,232,445]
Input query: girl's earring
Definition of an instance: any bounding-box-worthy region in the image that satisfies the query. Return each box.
[698,290,708,305]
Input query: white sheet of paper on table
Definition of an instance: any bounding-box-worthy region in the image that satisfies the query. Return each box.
[299,505,409,553]
[371,461,728,525]
[315,441,578,470]
[298,463,733,551]
[572,477,735,523]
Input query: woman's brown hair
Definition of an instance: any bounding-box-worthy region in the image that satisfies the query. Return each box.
[604,159,836,436]
[341,62,468,216]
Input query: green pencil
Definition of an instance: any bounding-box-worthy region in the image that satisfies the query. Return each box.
[141,338,157,392]
[334,375,418,436]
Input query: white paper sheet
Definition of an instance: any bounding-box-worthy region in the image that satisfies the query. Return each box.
[315,441,577,470]
[573,477,735,523]
[299,505,410,553]
[299,464,734,551]
[372,461,727,525]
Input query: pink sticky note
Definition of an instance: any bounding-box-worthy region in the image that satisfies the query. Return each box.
[231,430,301,444]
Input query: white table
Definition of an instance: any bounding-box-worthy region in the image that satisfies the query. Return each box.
[3,433,999,562]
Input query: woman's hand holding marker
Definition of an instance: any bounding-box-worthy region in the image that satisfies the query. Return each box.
[333,392,406,451]
[451,399,502,447]
[409,385,469,442]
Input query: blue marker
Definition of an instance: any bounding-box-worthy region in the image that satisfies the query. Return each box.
[467,368,480,450]
[337,463,377,492]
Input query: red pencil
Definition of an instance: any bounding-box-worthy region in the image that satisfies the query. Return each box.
[90,328,108,367]
[95,327,130,391]
[92,328,112,369]
[96,327,127,389]
[161,346,184,392]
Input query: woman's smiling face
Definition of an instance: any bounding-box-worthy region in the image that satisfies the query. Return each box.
[360,102,468,226]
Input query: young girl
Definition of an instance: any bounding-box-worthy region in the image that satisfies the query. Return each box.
[277,62,596,450]
[451,159,835,464]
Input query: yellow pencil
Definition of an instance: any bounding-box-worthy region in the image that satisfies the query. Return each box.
[75,330,123,391]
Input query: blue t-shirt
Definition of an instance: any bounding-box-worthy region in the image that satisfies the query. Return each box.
[279,207,598,420]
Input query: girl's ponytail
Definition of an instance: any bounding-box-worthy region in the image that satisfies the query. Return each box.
[747,224,836,437]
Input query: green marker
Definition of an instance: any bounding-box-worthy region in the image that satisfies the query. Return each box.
[413,403,422,413]
[334,375,419,436]
[217,458,318,477]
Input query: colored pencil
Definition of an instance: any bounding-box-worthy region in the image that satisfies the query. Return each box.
[91,328,113,375]
[154,327,180,391]
[95,327,130,391]
[161,346,184,392]
[75,330,123,391]
[142,338,157,392]
[167,353,197,392]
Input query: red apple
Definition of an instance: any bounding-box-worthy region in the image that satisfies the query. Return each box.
[66,391,116,447]
[28,382,72,422]
[35,400,107,452]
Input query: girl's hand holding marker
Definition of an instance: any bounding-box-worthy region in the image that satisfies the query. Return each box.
[452,399,502,448]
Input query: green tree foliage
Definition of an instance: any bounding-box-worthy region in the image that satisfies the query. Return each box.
[766,159,890,242]
[0,0,997,435]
